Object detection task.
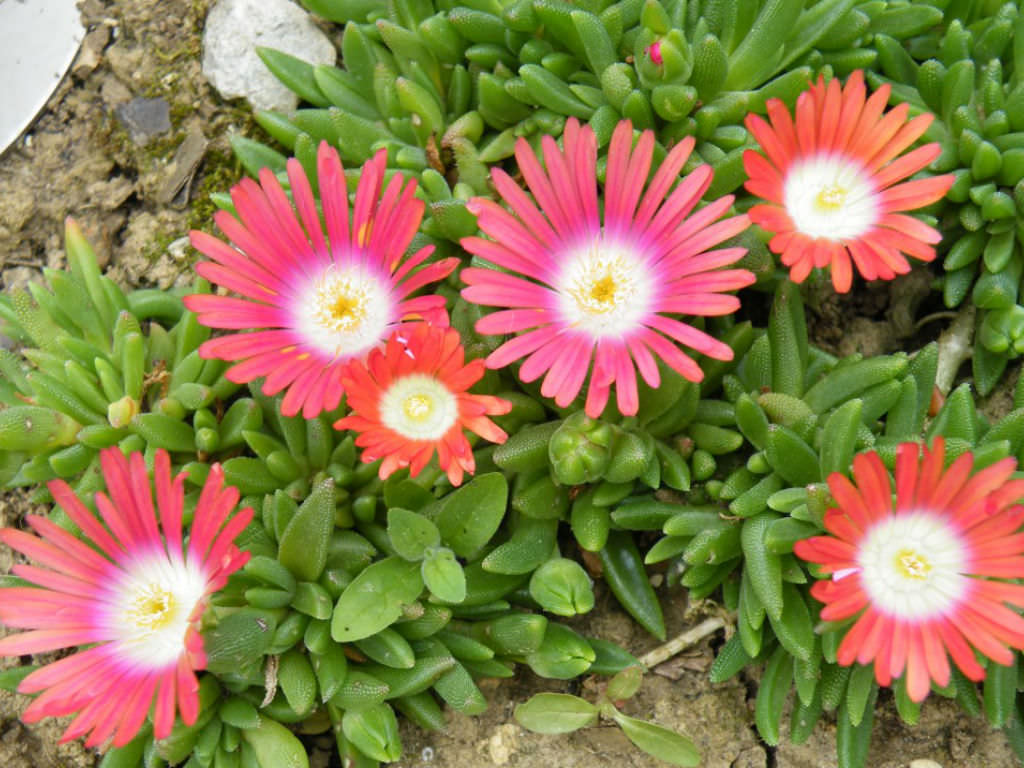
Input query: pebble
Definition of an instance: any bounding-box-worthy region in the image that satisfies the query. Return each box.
[71,25,111,79]
[100,76,132,107]
[202,0,336,112]
[114,97,172,144]
[1,266,37,295]
[485,724,518,765]
[156,128,209,206]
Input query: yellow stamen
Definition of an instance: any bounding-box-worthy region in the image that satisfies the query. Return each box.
[403,393,433,422]
[312,270,371,335]
[126,584,177,633]
[589,274,617,306]
[570,268,626,316]
[895,548,931,580]
[331,294,362,323]
[815,185,847,211]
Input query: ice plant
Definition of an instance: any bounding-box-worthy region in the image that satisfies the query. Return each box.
[461,118,755,417]
[185,141,459,418]
[335,323,512,486]
[795,438,1024,702]
[0,448,253,748]
[743,70,954,292]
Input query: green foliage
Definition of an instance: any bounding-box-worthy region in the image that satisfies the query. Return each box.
[13,4,1024,767]
[233,0,1024,395]
[515,666,699,766]
[236,0,874,259]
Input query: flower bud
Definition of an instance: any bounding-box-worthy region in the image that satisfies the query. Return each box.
[106,395,139,429]
[549,411,619,485]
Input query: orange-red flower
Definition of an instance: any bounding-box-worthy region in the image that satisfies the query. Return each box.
[335,324,511,486]
[795,438,1024,702]
[743,71,954,292]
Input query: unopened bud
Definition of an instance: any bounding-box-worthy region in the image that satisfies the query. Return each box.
[107,395,139,429]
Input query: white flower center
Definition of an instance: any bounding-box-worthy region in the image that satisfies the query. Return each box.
[784,153,879,240]
[297,263,392,359]
[379,373,458,441]
[557,236,653,337]
[108,553,209,667]
[853,511,967,620]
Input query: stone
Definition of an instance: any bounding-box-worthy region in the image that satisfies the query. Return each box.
[1,266,37,294]
[202,0,336,112]
[104,41,144,84]
[156,127,209,205]
[114,97,172,144]
[71,25,111,79]
[100,75,132,107]
[484,724,518,765]
[86,176,135,211]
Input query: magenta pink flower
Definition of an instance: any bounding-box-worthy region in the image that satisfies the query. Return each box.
[460,118,755,417]
[0,449,252,749]
[185,141,459,418]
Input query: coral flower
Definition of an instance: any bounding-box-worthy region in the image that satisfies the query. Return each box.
[335,323,511,486]
[185,141,459,418]
[0,448,253,748]
[743,70,954,292]
[795,438,1024,702]
[461,118,754,417]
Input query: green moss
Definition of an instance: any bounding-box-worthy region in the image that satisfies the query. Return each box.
[186,149,242,234]
[141,230,179,265]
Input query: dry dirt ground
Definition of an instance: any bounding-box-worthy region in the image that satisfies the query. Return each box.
[0,1,1019,767]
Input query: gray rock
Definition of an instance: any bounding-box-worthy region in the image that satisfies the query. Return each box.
[114,97,172,144]
[1,266,37,295]
[202,0,336,112]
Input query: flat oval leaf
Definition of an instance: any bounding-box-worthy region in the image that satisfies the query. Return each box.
[514,693,598,734]
[525,623,595,679]
[422,548,467,603]
[611,711,700,767]
[388,507,441,561]
[436,472,508,558]
[332,557,423,642]
[241,716,309,768]
[384,478,436,511]
[606,665,644,702]
[342,702,402,762]
[529,557,595,616]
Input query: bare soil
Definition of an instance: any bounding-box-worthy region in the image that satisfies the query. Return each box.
[0,1,1019,767]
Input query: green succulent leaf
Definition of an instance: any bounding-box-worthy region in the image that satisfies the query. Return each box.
[610,710,700,767]
[422,547,468,603]
[514,693,599,734]
[332,557,424,642]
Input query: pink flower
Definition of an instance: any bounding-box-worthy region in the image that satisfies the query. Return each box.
[0,448,252,748]
[795,438,1024,702]
[461,118,754,417]
[185,142,459,418]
